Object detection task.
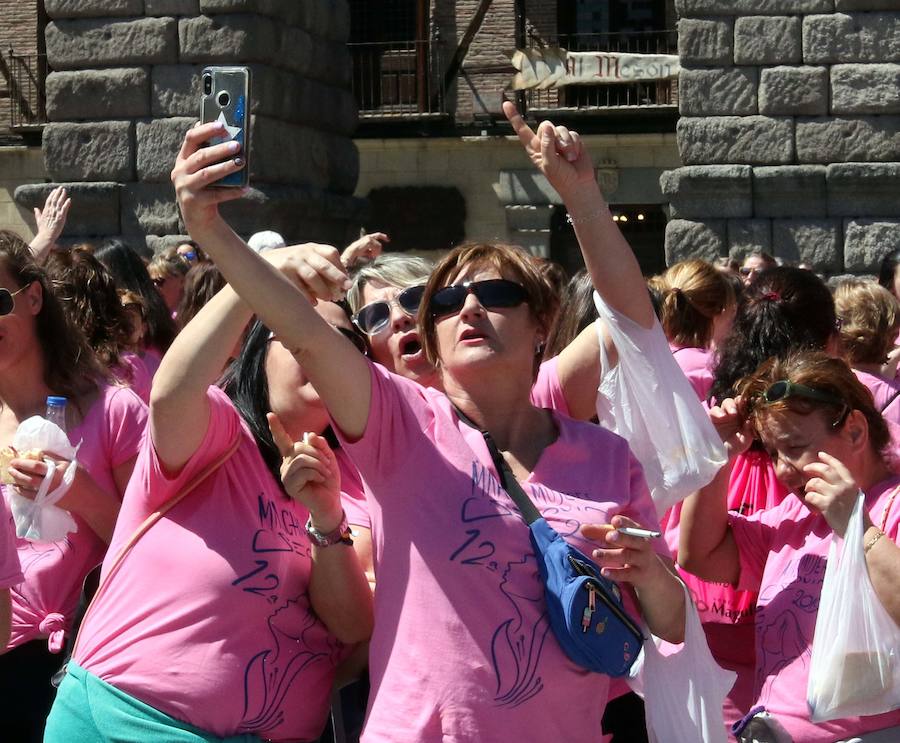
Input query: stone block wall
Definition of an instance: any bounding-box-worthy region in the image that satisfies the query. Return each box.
[663,1,900,274]
[14,0,365,253]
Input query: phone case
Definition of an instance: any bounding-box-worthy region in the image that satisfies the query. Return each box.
[200,66,250,188]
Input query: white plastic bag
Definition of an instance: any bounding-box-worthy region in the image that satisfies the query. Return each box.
[807,492,900,722]
[5,416,80,542]
[594,292,727,516]
[628,581,736,743]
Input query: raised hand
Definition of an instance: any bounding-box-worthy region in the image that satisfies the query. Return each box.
[502,100,596,199]
[264,243,351,305]
[341,232,389,269]
[171,121,246,236]
[33,187,71,244]
[709,396,755,460]
[267,413,342,530]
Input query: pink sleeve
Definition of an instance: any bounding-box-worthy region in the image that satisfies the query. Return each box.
[0,496,22,589]
[530,357,570,416]
[728,510,774,593]
[335,361,433,486]
[336,449,370,529]
[138,385,243,513]
[103,386,150,469]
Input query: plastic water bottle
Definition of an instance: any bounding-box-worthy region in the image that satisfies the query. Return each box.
[45,396,67,432]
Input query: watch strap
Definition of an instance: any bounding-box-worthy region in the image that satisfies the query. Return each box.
[305,509,353,547]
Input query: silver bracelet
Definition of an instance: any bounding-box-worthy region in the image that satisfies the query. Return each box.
[566,205,609,225]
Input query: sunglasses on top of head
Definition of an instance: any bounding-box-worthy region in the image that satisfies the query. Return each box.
[428,278,527,319]
[352,284,426,336]
[0,284,31,316]
[758,380,850,428]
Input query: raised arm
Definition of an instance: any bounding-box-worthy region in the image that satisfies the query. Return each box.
[171,122,372,441]
[503,101,654,330]
[29,187,71,264]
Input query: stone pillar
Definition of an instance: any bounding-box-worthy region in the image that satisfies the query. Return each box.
[663,1,900,274]
[14,0,365,255]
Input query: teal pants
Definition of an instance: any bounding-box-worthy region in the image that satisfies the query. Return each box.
[44,661,260,743]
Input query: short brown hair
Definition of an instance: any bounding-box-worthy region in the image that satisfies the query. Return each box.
[419,242,559,377]
[658,259,735,348]
[737,351,891,458]
[834,279,900,365]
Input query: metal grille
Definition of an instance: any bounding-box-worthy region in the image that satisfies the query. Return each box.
[1,51,47,130]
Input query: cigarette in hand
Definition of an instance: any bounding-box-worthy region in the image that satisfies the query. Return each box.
[302,432,312,445]
[616,526,661,540]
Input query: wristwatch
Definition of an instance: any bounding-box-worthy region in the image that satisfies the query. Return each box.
[305,509,353,547]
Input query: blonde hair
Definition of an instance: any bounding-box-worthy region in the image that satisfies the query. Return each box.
[657,259,735,349]
[834,279,900,365]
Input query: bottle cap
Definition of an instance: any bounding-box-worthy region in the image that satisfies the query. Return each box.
[46,396,67,407]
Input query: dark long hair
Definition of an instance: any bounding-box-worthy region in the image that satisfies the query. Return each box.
[177,262,226,330]
[544,270,596,358]
[0,231,104,401]
[878,249,900,297]
[94,239,177,352]
[710,266,836,402]
[220,317,348,486]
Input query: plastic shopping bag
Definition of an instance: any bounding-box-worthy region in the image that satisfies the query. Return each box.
[628,580,736,743]
[594,292,727,516]
[807,492,900,722]
[5,416,80,542]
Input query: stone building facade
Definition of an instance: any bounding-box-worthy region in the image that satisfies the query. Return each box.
[11,0,365,254]
[662,0,900,276]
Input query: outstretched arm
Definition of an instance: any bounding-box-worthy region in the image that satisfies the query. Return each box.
[171,121,372,441]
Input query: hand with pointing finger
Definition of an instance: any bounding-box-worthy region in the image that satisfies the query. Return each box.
[266,413,343,531]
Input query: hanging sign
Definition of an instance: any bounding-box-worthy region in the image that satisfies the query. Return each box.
[510,47,680,90]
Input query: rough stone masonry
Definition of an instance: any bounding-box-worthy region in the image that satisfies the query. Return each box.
[662,0,900,275]
[14,0,365,255]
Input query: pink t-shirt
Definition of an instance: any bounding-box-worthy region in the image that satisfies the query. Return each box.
[669,344,714,402]
[0,495,22,589]
[336,446,370,530]
[116,351,153,403]
[75,386,345,741]
[5,383,147,652]
[730,477,900,742]
[854,369,900,425]
[339,362,665,743]
[532,356,570,416]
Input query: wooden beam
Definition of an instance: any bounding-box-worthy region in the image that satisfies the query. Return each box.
[437,0,495,107]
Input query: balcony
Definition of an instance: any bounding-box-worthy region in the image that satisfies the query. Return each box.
[521,30,678,113]
[348,40,447,120]
[0,51,47,132]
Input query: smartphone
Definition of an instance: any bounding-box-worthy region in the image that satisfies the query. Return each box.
[200,65,250,188]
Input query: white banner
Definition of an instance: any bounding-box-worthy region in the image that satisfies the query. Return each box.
[511,47,680,90]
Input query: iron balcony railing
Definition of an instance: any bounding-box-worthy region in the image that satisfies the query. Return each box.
[1,51,47,130]
[523,30,678,111]
[348,39,447,119]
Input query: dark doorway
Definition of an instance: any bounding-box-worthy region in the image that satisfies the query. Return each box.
[550,204,667,278]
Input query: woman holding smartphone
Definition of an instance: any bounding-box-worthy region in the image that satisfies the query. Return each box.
[168,106,685,741]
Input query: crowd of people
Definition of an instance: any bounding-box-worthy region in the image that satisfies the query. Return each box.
[0,101,897,743]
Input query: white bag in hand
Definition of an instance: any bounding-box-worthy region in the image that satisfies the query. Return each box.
[594,292,727,516]
[807,491,900,722]
[628,581,736,743]
[5,416,80,542]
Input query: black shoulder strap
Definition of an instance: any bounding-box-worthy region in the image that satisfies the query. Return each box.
[881,386,900,413]
[453,405,542,525]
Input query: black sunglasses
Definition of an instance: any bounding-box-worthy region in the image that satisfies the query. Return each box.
[759,380,849,428]
[352,284,426,336]
[0,284,30,316]
[429,278,527,319]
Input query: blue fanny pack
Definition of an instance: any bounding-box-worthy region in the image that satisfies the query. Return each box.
[456,408,644,677]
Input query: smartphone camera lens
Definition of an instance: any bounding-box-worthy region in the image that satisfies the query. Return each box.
[216,91,230,108]
[202,74,212,95]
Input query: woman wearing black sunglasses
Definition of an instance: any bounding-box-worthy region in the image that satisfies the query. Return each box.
[679,351,900,742]
[0,230,148,743]
[170,103,685,741]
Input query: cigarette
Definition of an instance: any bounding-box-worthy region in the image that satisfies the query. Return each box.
[617,526,661,540]
[302,432,312,445]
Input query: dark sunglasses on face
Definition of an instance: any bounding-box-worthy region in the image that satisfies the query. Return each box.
[0,284,30,316]
[429,278,528,319]
[352,284,426,336]
[759,380,849,428]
